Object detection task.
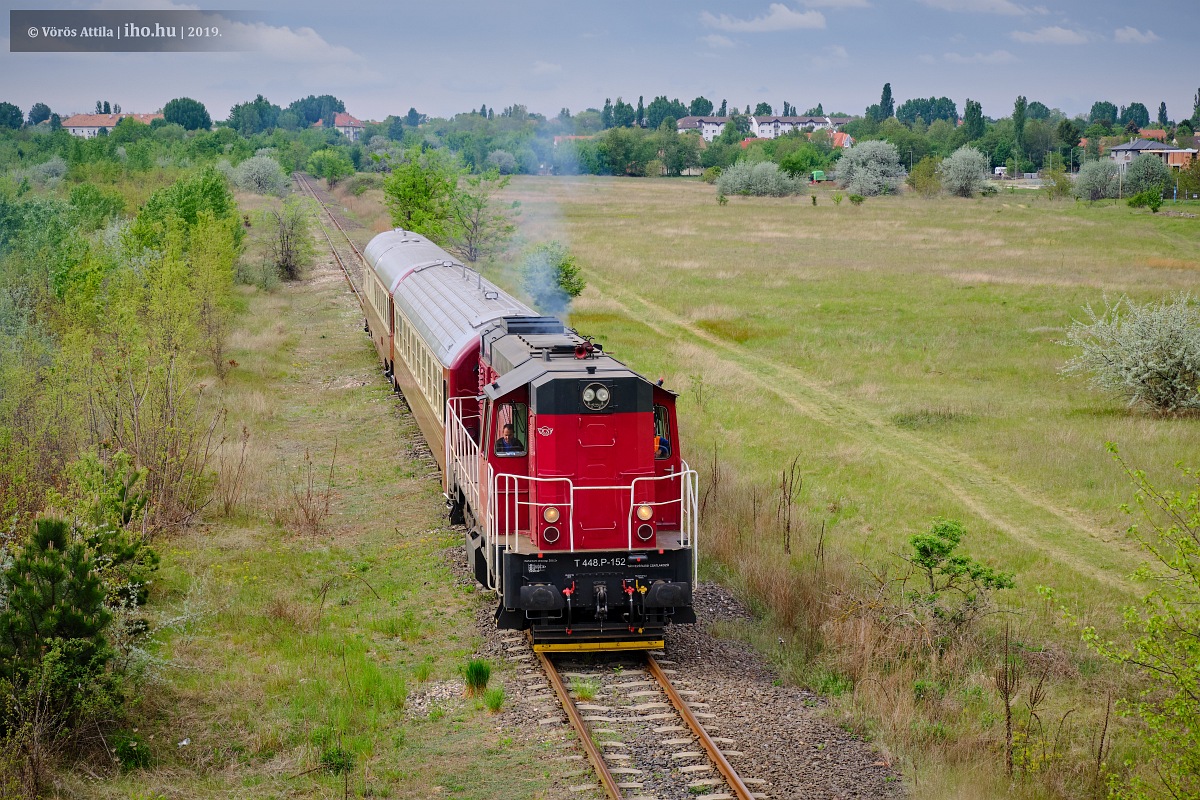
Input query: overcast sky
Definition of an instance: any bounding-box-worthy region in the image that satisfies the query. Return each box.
[2,0,1198,124]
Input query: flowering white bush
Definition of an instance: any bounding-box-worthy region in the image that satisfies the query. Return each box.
[715,161,805,197]
[940,146,989,197]
[837,140,905,196]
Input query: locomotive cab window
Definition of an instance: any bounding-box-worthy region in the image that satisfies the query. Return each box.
[494,403,527,457]
[654,405,672,459]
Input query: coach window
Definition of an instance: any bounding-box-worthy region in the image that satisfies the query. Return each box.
[653,405,672,459]
[494,403,528,457]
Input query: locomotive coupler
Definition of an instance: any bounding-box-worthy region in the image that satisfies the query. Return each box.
[593,584,608,622]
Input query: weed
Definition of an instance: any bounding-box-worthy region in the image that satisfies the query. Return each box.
[463,659,491,696]
[111,730,152,771]
[484,686,506,713]
[287,442,338,537]
[413,659,433,683]
[813,670,853,697]
[571,678,600,701]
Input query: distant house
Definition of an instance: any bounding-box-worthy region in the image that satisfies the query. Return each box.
[61,112,162,138]
[749,115,852,139]
[314,112,366,141]
[830,131,855,149]
[1108,138,1197,171]
[676,116,729,142]
[1139,129,1167,142]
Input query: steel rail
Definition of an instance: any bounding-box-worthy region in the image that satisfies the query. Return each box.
[646,654,756,800]
[292,172,365,307]
[536,651,623,800]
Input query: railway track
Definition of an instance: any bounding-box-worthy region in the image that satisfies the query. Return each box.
[293,172,366,300]
[505,632,767,800]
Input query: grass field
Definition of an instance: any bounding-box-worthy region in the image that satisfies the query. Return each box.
[497,177,1198,607]
[66,194,573,800]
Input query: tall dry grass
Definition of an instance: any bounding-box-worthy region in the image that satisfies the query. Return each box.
[694,444,1127,799]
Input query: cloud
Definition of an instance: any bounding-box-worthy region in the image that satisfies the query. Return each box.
[699,34,736,48]
[1011,25,1088,44]
[699,4,825,32]
[800,0,870,7]
[944,49,1017,64]
[808,43,849,70]
[532,60,562,74]
[918,0,1032,14]
[1113,26,1159,44]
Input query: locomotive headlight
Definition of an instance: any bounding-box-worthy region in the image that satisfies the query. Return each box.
[595,387,610,403]
[582,387,596,403]
[543,506,560,523]
[636,504,653,521]
[582,382,611,410]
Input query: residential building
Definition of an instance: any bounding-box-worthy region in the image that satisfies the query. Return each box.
[676,116,728,142]
[1109,138,1197,170]
[61,112,162,138]
[749,115,852,139]
[314,112,366,141]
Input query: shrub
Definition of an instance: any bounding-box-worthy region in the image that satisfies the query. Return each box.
[484,686,505,713]
[1124,153,1171,196]
[1061,293,1200,412]
[1043,166,1073,199]
[485,149,518,175]
[700,166,721,184]
[1127,189,1163,212]
[848,194,864,206]
[715,161,805,197]
[939,146,989,197]
[1074,160,1120,200]
[837,140,905,196]
[905,155,942,197]
[463,658,490,696]
[232,155,288,196]
[1085,448,1200,799]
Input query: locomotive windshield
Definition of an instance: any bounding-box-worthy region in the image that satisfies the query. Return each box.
[493,402,527,457]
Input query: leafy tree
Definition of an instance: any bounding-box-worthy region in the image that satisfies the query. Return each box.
[522,242,584,316]
[1062,294,1200,412]
[68,183,125,231]
[612,97,636,128]
[446,170,518,263]
[1120,102,1150,130]
[906,155,942,197]
[94,100,103,114]
[897,96,958,125]
[837,140,905,196]
[405,107,422,127]
[162,97,212,131]
[26,103,51,127]
[901,518,1014,635]
[961,99,984,141]
[717,99,727,117]
[754,102,773,116]
[103,101,111,114]
[1084,447,1200,799]
[635,96,644,127]
[939,146,988,197]
[49,114,61,132]
[779,145,828,178]
[1025,100,1051,120]
[228,94,281,136]
[803,103,824,116]
[1074,159,1120,200]
[382,146,462,243]
[866,82,894,122]
[1158,101,1169,127]
[485,149,518,175]
[262,196,315,281]
[601,98,614,129]
[1012,95,1027,158]
[307,148,354,187]
[645,96,688,131]
[1090,100,1118,126]
[288,94,345,127]
[1124,153,1171,195]
[386,116,405,141]
[689,96,714,116]
[0,102,22,129]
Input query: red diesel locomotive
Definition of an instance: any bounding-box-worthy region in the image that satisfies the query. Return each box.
[361,229,697,650]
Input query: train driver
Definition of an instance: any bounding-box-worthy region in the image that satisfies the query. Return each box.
[495,424,525,456]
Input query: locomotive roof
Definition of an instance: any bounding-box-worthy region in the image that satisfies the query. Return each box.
[365,229,537,368]
[482,323,660,401]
